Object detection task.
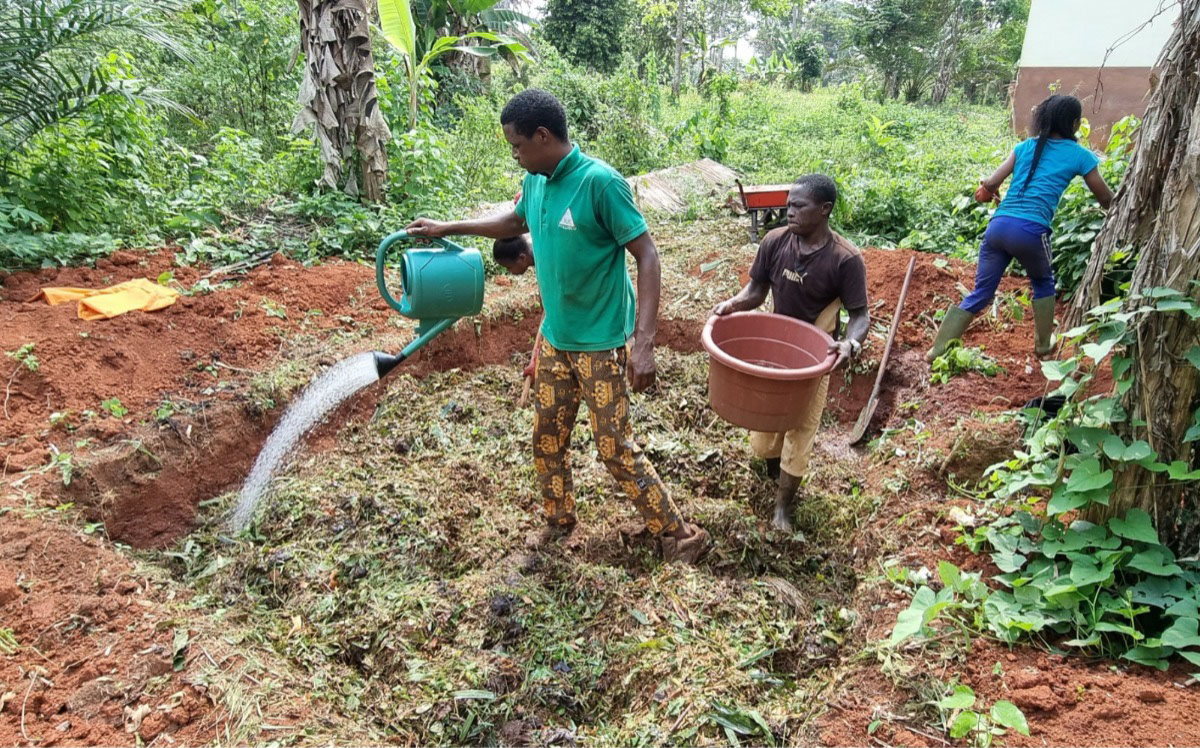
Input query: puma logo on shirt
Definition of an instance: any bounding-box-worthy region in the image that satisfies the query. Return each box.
[748,227,869,329]
[559,208,576,230]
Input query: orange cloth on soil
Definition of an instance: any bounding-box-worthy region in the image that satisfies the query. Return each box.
[33,287,94,305]
[31,278,180,320]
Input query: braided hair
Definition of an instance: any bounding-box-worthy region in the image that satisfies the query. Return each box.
[1019,95,1083,194]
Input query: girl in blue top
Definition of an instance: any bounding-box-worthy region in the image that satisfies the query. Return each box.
[927,94,1114,360]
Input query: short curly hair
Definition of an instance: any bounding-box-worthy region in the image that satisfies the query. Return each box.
[493,235,530,263]
[793,173,838,206]
[500,89,569,141]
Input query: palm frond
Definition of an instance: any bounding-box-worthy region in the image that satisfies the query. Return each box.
[1,0,190,61]
[0,0,191,156]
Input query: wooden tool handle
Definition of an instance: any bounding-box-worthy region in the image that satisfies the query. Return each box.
[866,256,917,402]
[518,375,532,408]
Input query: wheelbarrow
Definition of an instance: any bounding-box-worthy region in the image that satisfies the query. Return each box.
[735,179,791,243]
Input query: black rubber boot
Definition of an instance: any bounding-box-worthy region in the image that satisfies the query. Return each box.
[765,457,781,481]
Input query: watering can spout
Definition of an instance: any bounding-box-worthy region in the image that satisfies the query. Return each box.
[374,352,405,378]
[372,314,457,379]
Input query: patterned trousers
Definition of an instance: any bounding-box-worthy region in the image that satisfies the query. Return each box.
[532,339,683,536]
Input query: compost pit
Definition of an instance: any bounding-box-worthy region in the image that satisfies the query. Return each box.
[2,251,705,549]
[0,231,1180,747]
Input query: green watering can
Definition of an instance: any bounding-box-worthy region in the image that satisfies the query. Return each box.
[372,230,485,376]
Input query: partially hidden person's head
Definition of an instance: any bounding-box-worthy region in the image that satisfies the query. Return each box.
[493,235,533,275]
[786,174,837,236]
[1032,94,1083,141]
[500,89,569,176]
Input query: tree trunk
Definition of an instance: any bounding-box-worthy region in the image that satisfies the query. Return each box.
[672,0,685,97]
[931,5,962,104]
[292,0,391,201]
[1072,1,1200,547]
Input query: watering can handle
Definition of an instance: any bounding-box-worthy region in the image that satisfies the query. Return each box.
[375,230,462,314]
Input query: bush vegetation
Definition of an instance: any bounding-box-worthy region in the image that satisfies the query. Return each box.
[0,0,1126,307]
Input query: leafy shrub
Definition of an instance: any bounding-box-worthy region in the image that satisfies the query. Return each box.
[670,108,731,164]
[197,128,271,204]
[591,62,665,174]
[0,195,48,233]
[444,93,521,204]
[523,52,667,176]
[388,126,466,220]
[899,190,992,256]
[893,292,1200,671]
[930,342,1004,384]
[859,114,899,158]
[0,232,121,271]
[164,0,301,147]
[845,178,920,245]
[3,59,184,235]
[529,55,606,141]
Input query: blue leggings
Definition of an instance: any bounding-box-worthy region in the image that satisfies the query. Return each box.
[960,216,1056,314]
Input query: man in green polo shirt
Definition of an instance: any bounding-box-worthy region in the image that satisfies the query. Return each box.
[405,89,709,564]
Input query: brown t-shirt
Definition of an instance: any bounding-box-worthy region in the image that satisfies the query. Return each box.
[749,227,868,337]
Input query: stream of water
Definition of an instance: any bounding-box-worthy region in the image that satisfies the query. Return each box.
[229,352,381,532]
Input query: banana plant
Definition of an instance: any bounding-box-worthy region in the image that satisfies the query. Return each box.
[377,0,530,130]
[409,0,536,63]
[745,51,792,83]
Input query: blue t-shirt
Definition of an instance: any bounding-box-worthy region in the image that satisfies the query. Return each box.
[994,138,1100,228]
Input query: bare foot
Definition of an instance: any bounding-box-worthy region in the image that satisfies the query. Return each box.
[662,524,710,564]
[525,522,577,550]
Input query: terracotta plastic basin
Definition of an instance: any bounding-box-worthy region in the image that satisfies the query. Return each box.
[702,312,837,432]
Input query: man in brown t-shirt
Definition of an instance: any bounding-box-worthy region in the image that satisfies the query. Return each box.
[713,174,869,532]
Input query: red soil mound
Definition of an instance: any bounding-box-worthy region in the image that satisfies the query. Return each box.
[0,251,392,472]
[0,516,217,747]
[825,247,1064,427]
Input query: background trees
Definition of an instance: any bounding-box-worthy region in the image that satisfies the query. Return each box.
[0,0,188,162]
[850,0,1027,103]
[543,0,632,74]
[0,0,1033,267]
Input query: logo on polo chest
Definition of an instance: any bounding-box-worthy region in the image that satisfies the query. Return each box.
[558,208,576,230]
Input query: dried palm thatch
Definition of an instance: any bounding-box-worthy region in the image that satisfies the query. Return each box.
[292,0,392,201]
[1069,1,1200,544]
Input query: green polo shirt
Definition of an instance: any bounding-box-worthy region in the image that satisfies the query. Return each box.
[515,145,645,352]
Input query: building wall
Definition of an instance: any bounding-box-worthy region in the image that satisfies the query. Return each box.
[1014,0,1179,141]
